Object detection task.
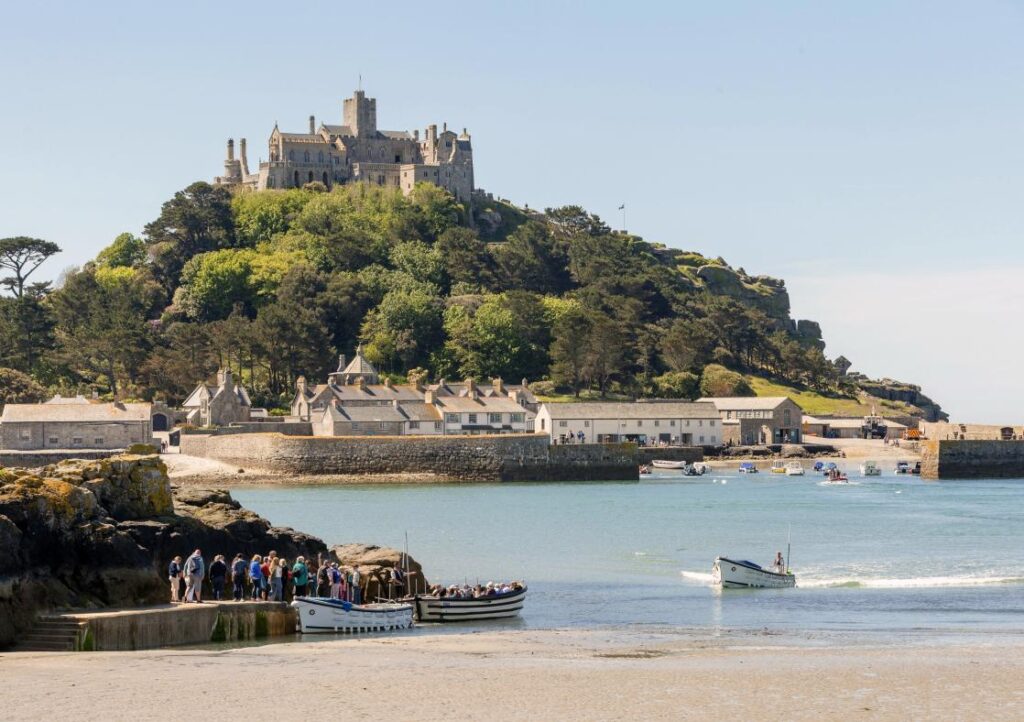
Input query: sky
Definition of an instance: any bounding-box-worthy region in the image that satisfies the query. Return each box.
[1,1,1021,422]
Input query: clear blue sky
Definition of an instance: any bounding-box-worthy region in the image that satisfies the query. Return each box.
[1,1,1021,422]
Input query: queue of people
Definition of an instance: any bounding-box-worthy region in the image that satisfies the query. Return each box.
[429,581,523,599]
[167,549,367,605]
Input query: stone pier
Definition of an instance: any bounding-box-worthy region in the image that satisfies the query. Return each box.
[919,439,1024,479]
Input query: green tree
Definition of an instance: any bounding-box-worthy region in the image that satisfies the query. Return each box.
[490,221,571,294]
[549,306,592,396]
[699,364,753,397]
[0,367,47,408]
[652,371,700,399]
[409,183,462,241]
[436,227,493,290]
[232,188,313,246]
[174,249,257,321]
[389,240,446,290]
[0,293,55,373]
[0,237,61,298]
[96,232,146,268]
[144,181,236,291]
[360,288,444,371]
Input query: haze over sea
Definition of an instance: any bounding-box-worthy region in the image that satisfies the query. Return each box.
[234,468,1024,643]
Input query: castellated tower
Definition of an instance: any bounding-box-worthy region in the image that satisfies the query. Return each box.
[343,91,377,137]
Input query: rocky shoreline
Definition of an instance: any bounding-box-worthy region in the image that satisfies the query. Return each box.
[0,452,426,649]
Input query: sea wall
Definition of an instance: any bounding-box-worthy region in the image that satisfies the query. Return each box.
[636,447,704,465]
[179,433,637,482]
[0,449,120,468]
[919,440,1024,479]
[65,602,295,651]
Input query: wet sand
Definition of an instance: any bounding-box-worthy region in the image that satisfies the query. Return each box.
[2,630,1021,721]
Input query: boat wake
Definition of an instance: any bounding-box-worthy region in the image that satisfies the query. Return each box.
[679,570,716,584]
[797,575,1024,589]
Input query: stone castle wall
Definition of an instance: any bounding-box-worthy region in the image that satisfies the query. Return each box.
[179,433,637,482]
[920,439,1024,479]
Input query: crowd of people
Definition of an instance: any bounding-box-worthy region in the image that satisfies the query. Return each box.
[167,548,374,605]
[429,581,524,599]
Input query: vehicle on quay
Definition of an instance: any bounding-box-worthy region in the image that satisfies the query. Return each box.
[292,597,413,634]
[860,460,882,476]
[413,585,528,622]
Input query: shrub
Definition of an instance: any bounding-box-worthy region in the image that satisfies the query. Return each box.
[699,364,753,397]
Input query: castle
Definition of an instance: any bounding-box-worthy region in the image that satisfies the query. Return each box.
[215,89,474,201]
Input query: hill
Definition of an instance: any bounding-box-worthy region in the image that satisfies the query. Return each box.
[0,181,945,420]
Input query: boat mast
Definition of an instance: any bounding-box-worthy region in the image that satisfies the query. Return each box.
[787,524,792,574]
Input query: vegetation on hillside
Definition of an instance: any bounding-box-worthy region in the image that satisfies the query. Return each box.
[0,181,926,414]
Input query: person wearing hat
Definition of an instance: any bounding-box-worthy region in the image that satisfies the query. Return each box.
[168,556,183,603]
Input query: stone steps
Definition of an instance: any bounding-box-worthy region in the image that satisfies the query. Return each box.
[15,617,88,652]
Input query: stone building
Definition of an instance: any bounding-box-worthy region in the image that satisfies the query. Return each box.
[215,89,474,202]
[182,370,253,428]
[534,402,721,445]
[291,347,535,436]
[698,397,803,445]
[0,402,153,451]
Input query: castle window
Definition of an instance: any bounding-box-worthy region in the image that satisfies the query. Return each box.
[318,151,324,163]
[308,171,314,182]
[395,154,401,163]
[288,150,295,161]
[304,151,310,163]
[293,171,299,187]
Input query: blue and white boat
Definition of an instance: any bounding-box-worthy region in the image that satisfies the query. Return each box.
[413,586,527,622]
[291,597,413,634]
[712,557,796,589]
[738,462,759,474]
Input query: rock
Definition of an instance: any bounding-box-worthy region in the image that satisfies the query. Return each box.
[780,444,807,458]
[332,543,430,599]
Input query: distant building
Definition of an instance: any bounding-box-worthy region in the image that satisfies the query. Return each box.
[215,89,474,202]
[801,415,907,440]
[182,370,253,428]
[0,401,153,451]
[698,397,803,445]
[534,402,721,445]
[293,347,535,436]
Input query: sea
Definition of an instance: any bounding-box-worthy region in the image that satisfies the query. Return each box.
[232,465,1024,645]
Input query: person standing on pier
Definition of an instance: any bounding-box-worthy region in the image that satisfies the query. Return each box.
[248,554,263,601]
[230,554,247,601]
[183,549,205,603]
[292,557,309,598]
[168,556,183,603]
[209,555,227,601]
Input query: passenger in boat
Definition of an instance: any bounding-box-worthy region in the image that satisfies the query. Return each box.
[773,552,785,572]
[260,556,271,600]
[349,567,362,604]
[315,561,331,598]
[329,563,342,599]
[271,558,286,601]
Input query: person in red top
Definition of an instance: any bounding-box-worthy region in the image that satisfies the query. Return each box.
[260,557,271,600]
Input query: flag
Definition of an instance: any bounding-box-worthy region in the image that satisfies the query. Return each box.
[618,204,625,210]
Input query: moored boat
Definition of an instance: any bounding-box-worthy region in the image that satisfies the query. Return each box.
[770,461,786,474]
[738,462,759,473]
[291,597,413,634]
[692,462,711,475]
[784,461,805,476]
[894,461,910,474]
[652,459,688,469]
[712,557,796,589]
[639,464,652,476]
[860,460,881,476]
[413,585,527,622]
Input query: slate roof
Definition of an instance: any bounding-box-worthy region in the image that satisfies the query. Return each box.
[435,395,530,414]
[698,397,793,411]
[541,402,719,420]
[1,402,152,423]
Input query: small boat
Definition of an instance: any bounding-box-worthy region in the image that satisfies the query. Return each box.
[784,462,805,476]
[770,461,786,474]
[821,462,838,476]
[413,586,527,622]
[738,462,759,474]
[639,464,652,476]
[822,468,850,484]
[813,461,824,472]
[894,461,910,474]
[712,557,796,589]
[692,462,711,475]
[910,461,922,475]
[291,597,413,634]
[860,460,881,476]
[652,459,688,469]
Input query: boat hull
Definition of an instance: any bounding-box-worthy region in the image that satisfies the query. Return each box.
[414,587,527,622]
[291,597,413,634]
[712,557,796,589]
[652,460,688,469]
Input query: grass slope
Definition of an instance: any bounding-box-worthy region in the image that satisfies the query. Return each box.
[745,375,918,417]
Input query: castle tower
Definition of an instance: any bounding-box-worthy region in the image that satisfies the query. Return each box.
[239,138,250,177]
[222,139,242,182]
[343,90,377,137]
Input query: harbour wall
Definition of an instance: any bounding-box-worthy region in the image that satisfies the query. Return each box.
[636,447,704,465]
[0,449,119,468]
[63,602,295,651]
[179,433,638,482]
[919,439,1024,479]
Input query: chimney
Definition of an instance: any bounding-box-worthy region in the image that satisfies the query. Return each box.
[383,377,392,389]
[413,129,420,141]
[465,377,477,398]
[424,389,436,405]
[239,137,249,176]
[337,354,346,372]
[309,115,316,134]
[356,377,366,390]
[443,122,447,132]
[493,377,504,395]
[226,138,235,161]
[296,375,307,395]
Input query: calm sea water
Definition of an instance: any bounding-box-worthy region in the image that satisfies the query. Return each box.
[232,466,1024,642]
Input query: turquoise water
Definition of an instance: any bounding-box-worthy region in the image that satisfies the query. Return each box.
[232,467,1024,640]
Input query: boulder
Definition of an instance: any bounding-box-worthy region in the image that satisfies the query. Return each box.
[332,543,430,599]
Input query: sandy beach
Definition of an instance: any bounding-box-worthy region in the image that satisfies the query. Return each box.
[1,629,1021,721]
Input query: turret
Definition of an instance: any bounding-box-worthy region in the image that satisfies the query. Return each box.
[239,138,250,176]
[343,90,377,137]
[309,115,315,134]
[222,139,242,183]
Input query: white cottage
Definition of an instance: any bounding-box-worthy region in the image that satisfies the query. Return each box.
[534,402,721,445]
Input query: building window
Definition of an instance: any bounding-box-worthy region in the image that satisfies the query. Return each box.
[489,413,502,424]
[654,420,660,427]
[48,436,58,445]
[709,419,716,427]
[409,421,420,430]
[512,413,525,423]
[670,420,676,426]
[434,422,442,431]
[446,413,459,424]
[698,420,703,426]
[72,437,82,446]
[583,420,590,427]
[288,150,295,161]
[19,430,30,440]
[540,418,546,430]
[468,413,478,424]
[784,409,792,426]
[710,436,717,444]
[304,151,310,163]
[685,420,690,427]
[94,437,104,445]
[559,420,568,428]
[380,423,387,430]
[318,151,324,163]
[699,435,705,443]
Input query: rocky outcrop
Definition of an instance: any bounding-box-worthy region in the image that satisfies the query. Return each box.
[696,264,791,320]
[332,543,430,599]
[0,454,327,649]
[853,377,948,422]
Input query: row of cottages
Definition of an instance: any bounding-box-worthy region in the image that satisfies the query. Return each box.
[534,402,722,445]
[698,397,803,445]
[0,399,153,451]
[292,347,537,436]
[180,369,256,428]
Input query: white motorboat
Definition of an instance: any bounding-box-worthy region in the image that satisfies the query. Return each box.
[413,586,527,622]
[860,460,881,476]
[651,459,688,469]
[712,557,796,589]
[692,462,711,475]
[291,597,413,634]
[894,461,911,474]
[770,461,786,474]
[784,461,805,476]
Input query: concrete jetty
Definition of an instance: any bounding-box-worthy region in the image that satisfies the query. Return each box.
[22,602,297,651]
